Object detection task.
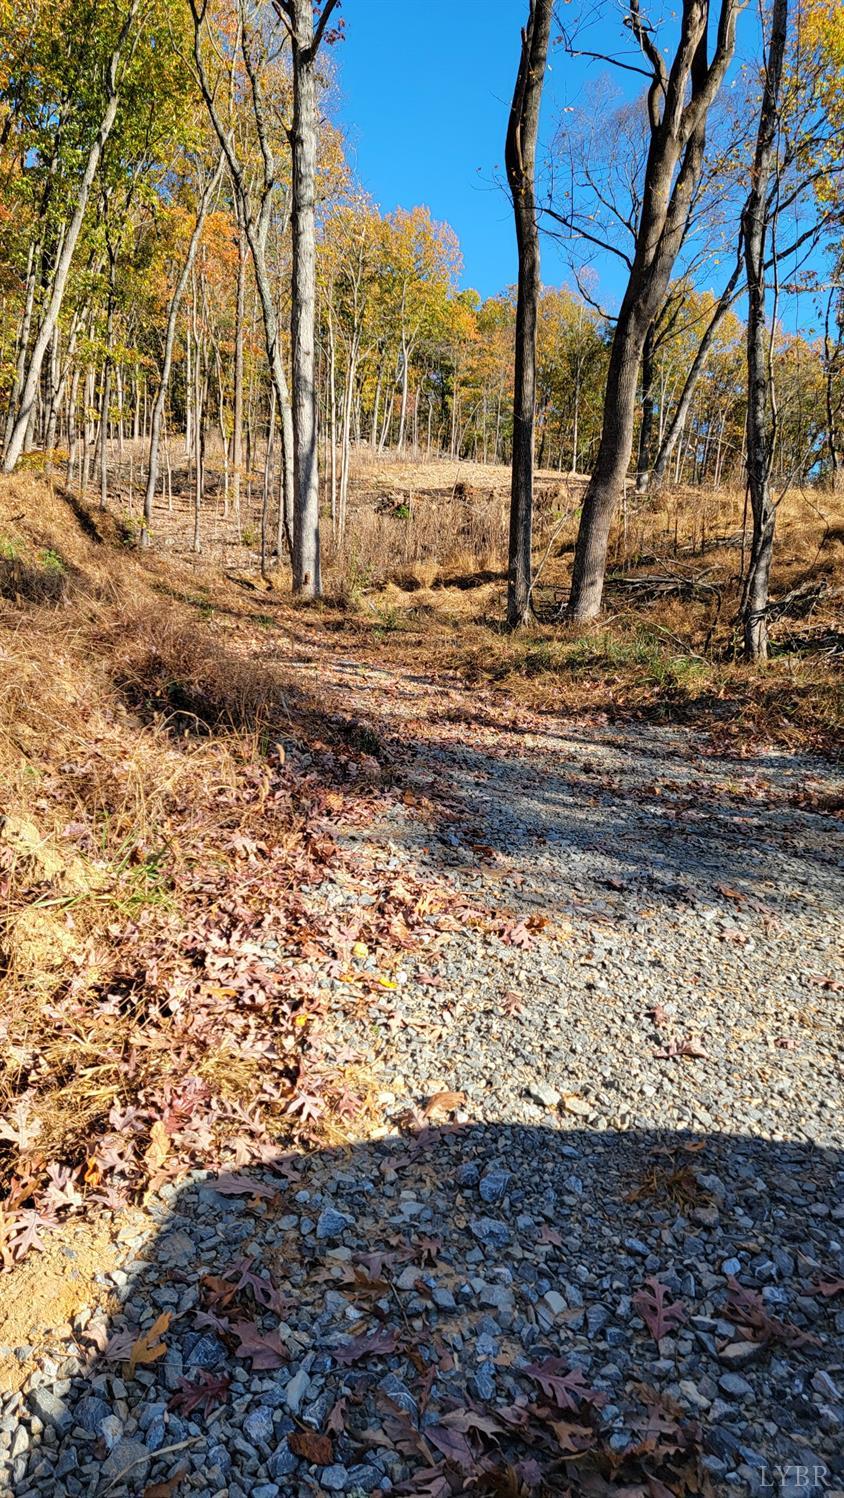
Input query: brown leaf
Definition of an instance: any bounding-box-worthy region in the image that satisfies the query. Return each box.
[425,1424,475,1470]
[633,1278,687,1342]
[144,1467,188,1498]
[288,1429,333,1465]
[210,1173,276,1199]
[653,1035,707,1060]
[521,1358,605,1411]
[423,1091,466,1119]
[143,1120,170,1174]
[232,1320,287,1369]
[333,1327,399,1364]
[809,1277,844,1298]
[168,1371,231,1417]
[325,1395,348,1434]
[128,1312,171,1377]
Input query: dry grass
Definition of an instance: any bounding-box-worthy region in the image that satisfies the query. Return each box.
[0,475,384,1228]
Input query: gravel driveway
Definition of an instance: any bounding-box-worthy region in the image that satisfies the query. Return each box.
[7,643,843,1498]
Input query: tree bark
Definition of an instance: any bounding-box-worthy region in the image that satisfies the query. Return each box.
[505,0,552,628]
[287,0,330,598]
[565,0,741,620]
[741,0,788,662]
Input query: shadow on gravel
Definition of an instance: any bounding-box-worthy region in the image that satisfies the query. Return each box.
[10,1124,844,1498]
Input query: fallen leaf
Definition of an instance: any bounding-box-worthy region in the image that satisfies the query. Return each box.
[144,1466,188,1498]
[232,1320,287,1369]
[143,1120,170,1174]
[423,1091,466,1119]
[210,1173,276,1199]
[333,1327,399,1364]
[288,1429,333,1465]
[633,1278,687,1343]
[168,1371,231,1417]
[653,1036,707,1060]
[128,1312,171,1377]
[522,1358,605,1411]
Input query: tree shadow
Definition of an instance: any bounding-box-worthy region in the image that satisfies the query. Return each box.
[10,1123,843,1497]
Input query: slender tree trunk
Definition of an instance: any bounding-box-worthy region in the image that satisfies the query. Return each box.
[651,256,743,488]
[742,0,788,663]
[505,0,552,626]
[635,321,656,492]
[289,0,325,598]
[232,204,247,527]
[142,152,223,546]
[2,3,138,473]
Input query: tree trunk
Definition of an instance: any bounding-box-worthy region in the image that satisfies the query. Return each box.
[565,0,741,620]
[2,3,138,473]
[289,0,326,598]
[635,320,656,493]
[232,202,247,528]
[142,152,223,547]
[651,256,743,488]
[741,0,788,663]
[505,0,552,626]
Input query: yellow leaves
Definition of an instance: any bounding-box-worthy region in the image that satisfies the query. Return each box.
[128,1311,171,1377]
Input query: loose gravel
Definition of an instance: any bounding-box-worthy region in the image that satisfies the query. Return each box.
[4,645,843,1498]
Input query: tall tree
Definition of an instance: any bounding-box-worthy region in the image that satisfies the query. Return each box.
[559,0,742,621]
[505,0,553,627]
[741,0,788,662]
[2,0,140,474]
[275,0,340,598]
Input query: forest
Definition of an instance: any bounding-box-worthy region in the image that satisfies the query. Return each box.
[0,3,842,1498]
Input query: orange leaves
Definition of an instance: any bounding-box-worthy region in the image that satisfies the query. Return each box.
[128,1311,172,1376]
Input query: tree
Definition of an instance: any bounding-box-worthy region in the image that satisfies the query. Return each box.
[2,0,141,473]
[556,0,743,621]
[189,0,295,552]
[142,150,224,546]
[275,0,341,598]
[505,0,553,628]
[741,0,789,662]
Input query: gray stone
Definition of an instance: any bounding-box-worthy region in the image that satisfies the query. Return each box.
[317,1208,352,1239]
[268,1440,299,1478]
[101,1438,149,1483]
[72,1396,112,1436]
[479,1170,510,1203]
[244,1405,275,1444]
[284,1367,311,1414]
[719,1372,753,1399]
[528,1082,561,1108]
[28,1390,70,1431]
[321,1464,350,1491]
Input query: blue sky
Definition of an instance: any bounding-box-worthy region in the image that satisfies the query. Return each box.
[332,0,597,302]
[330,1,823,336]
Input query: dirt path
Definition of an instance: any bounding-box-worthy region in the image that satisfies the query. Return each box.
[6,632,843,1498]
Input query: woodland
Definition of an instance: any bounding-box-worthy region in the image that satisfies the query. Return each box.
[0,2,842,1497]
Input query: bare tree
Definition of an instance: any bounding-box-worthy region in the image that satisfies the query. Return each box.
[505,0,553,627]
[741,0,788,662]
[553,0,742,621]
[275,0,340,598]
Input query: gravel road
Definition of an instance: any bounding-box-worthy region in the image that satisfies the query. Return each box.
[7,643,843,1498]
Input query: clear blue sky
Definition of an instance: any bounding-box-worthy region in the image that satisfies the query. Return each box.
[332,0,594,302]
[330,1,821,335]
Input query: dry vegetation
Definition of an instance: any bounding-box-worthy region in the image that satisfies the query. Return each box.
[0,455,840,1263]
[328,454,843,756]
